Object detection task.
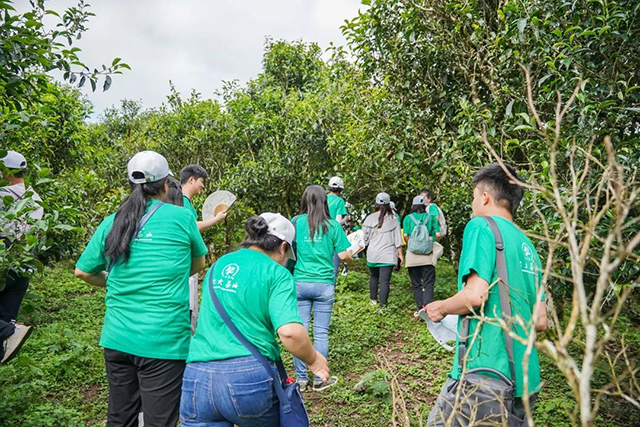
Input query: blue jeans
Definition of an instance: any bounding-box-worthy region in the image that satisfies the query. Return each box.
[180,356,280,427]
[332,253,340,284]
[293,282,335,382]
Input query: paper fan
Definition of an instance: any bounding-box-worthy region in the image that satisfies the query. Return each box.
[202,190,236,221]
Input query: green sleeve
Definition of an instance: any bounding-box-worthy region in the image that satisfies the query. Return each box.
[188,214,208,257]
[269,267,303,330]
[337,198,348,217]
[403,215,413,236]
[457,218,496,289]
[428,215,439,239]
[331,221,350,253]
[75,217,111,274]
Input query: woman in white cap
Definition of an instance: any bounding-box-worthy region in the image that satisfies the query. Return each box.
[75,151,208,427]
[182,213,329,426]
[362,192,404,308]
[403,195,440,317]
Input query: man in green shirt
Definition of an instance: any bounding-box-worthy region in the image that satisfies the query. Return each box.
[180,164,227,333]
[425,163,548,426]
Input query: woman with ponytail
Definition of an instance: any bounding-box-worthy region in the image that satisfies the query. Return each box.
[291,185,352,392]
[182,213,329,426]
[75,151,208,427]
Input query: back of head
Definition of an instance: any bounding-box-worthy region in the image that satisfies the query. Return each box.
[165,177,183,206]
[374,192,392,227]
[300,185,330,240]
[106,151,171,265]
[472,163,525,216]
[1,150,27,179]
[328,176,344,193]
[241,213,294,261]
[410,195,425,213]
[180,164,208,185]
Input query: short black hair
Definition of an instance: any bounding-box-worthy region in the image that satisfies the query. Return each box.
[180,164,208,185]
[472,163,525,216]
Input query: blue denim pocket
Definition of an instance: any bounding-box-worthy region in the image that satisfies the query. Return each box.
[180,378,198,422]
[228,378,274,418]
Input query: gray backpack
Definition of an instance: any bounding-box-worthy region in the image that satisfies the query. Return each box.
[407,214,433,255]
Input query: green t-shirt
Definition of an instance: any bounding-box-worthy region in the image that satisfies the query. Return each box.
[327,194,347,220]
[449,216,545,397]
[188,248,302,362]
[292,214,350,284]
[402,212,439,240]
[182,194,197,220]
[76,199,208,360]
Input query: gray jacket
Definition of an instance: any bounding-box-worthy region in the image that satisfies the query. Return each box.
[363,212,403,265]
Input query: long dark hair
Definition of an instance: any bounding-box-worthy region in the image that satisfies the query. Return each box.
[374,203,394,228]
[165,177,183,206]
[410,204,426,214]
[300,185,330,241]
[241,216,289,254]
[105,178,168,265]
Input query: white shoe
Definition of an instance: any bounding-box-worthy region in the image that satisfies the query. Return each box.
[370,299,378,306]
[1,324,33,364]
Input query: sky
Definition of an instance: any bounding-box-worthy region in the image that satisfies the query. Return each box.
[22,0,366,117]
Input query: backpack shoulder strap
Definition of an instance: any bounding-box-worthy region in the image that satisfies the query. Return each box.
[458,216,516,383]
[409,214,420,226]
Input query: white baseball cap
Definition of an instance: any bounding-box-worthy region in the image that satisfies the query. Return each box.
[412,195,425,205]
[1,151,27,170]
[328,176,344,190]
[127,151,172,184]
[260,212,296,260]
[375,192,391,205]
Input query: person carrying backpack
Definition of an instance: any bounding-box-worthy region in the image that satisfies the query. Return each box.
[403,195,441,318]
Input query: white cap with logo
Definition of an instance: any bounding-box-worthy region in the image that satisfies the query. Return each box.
[127,151,172,184]
[328,176,344,190]
[1,151,27,170]
[260,212,296,260]
[375,192,391,205]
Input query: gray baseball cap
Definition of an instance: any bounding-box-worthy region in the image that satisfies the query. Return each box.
[412,195,425,205]
[127,151,172,184]
[375,192,391,205]
[1,151,27,170]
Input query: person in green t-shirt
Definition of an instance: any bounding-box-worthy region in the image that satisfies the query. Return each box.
[180,164,227,333]
[182,213,329,426]
[74,151,208,426]
[403,195,440,317]
[291,185,352,392]
[425,163,548,426]
[327,176,348,283]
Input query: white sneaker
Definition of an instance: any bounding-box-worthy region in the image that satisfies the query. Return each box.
[1,324,33,364]
[370,299,378,306]
[313,376,339,391]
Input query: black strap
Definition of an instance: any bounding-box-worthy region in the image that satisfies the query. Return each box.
[207,266,292,412]
[458,216,516,383]
[107,201,164,273]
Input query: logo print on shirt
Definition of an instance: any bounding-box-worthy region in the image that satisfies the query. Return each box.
[520,243,536,274]
[215,263,240,293]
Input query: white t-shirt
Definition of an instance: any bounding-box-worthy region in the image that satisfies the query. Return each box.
[1,183,44,239]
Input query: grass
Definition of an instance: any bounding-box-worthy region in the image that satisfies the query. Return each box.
[1,258,638,425]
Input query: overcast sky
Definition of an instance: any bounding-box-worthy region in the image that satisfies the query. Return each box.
[24,0,365,117]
